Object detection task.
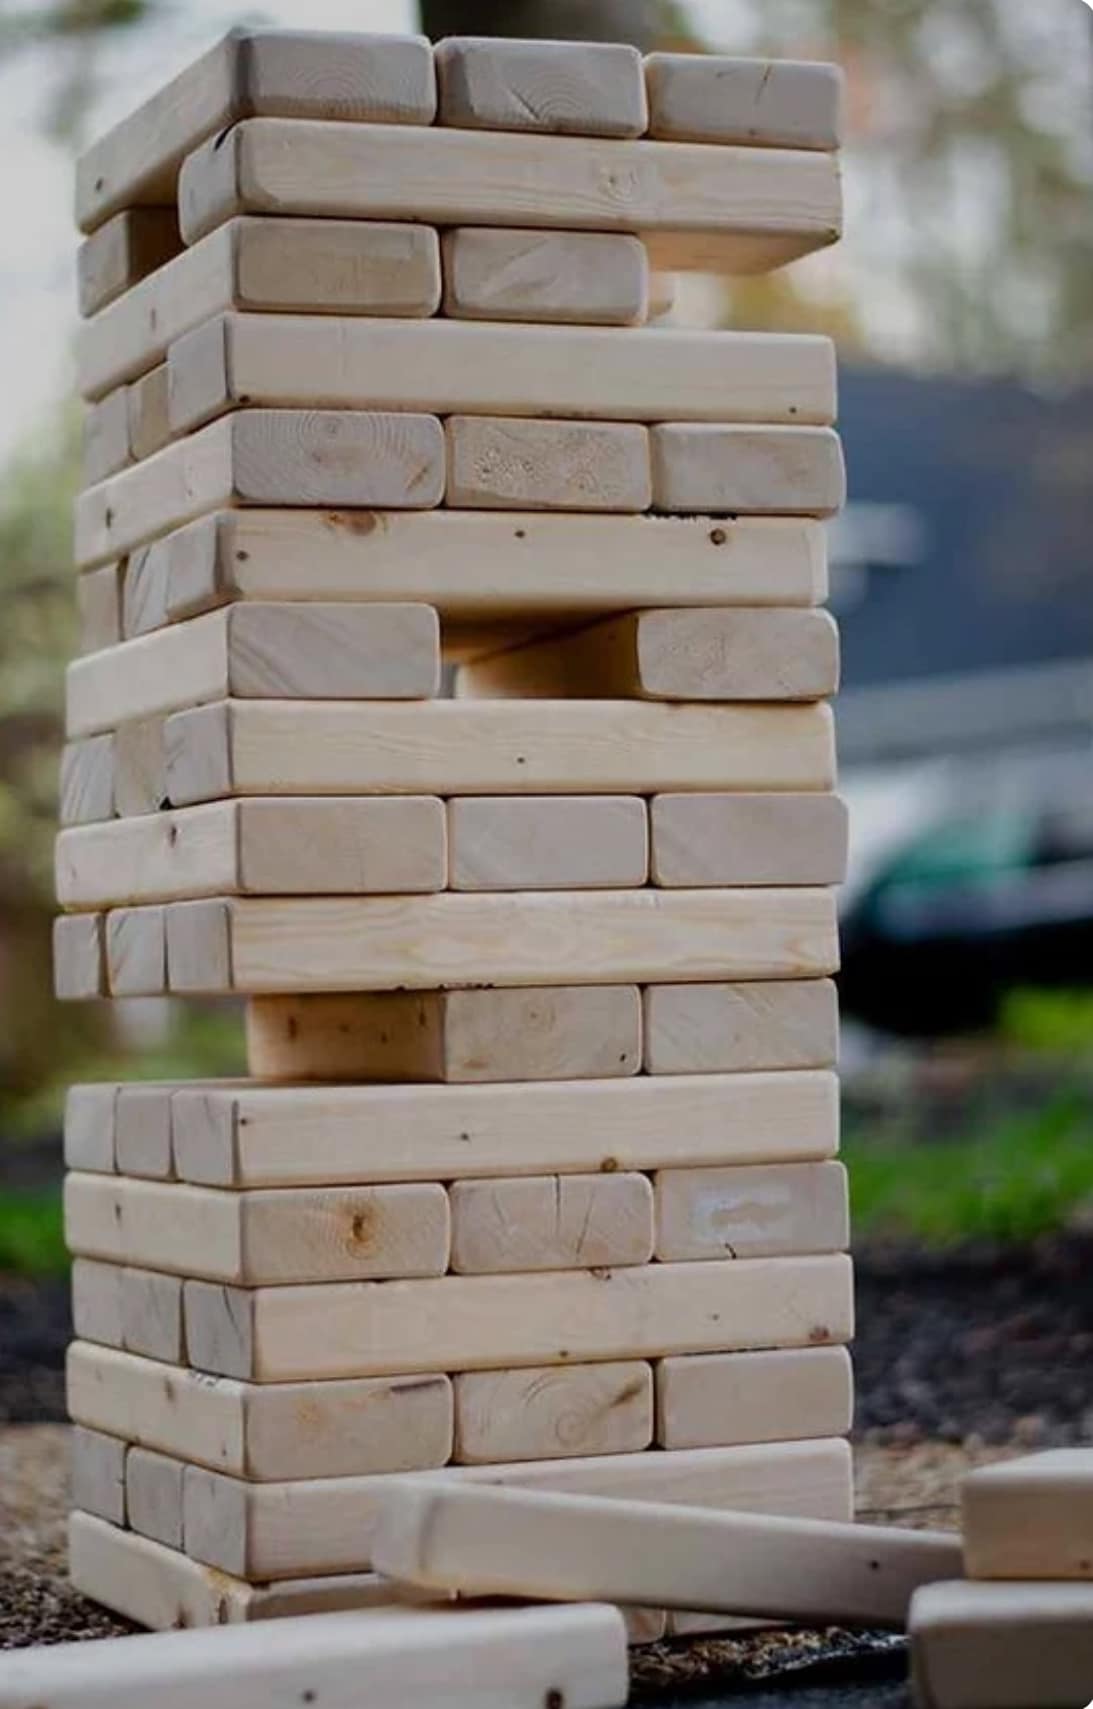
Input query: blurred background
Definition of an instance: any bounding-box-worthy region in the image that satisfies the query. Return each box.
[0,0,1092,1439]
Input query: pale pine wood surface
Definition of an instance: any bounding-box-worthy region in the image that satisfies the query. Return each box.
[77,207,181,316]
[643,979,839,1074]
[644,54,843,149]
[649,791,848,885]
[441,228,648,325]
[653,1160,849,1261]
[435,38,646,137]
[650,423,846,516]
[656,1346,854,1450]
[962,1450,1093,1581]
[447,796,648,890]
[449,1173,653,1273]
[445,416,651,511]
[453,1362,653,1465]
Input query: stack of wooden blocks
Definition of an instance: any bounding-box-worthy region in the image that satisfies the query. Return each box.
[56,30,851,1639]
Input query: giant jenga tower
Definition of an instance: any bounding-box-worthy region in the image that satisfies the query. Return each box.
[56,32,850,1637]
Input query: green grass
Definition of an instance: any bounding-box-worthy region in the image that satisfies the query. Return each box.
[0,1187,66,1276]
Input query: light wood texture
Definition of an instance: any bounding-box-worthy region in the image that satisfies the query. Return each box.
[962,1449,1093,1581]
[372,1481,960,1629]
[458,608,839,702]
[657,1346,854,1449]
[246,986,642,1084]
[77,207,181,315]
[75,414,446,568]
[76,563,124,655]
[64,1173,450,1285]
[60,735,116,826]
[71,1259,124,1348]
[165,309,836,437]
[436,38,645,137]
[181,1438,853,1578]
[53,912,106,999]
[70,1426,126,1526]
[113,716,168,817]
[183,1253,853,1382]
[650,792,847,886]
[66,602,440,736]
[909,1579,1093,1709]
[445,416,651,512]
[164,699,836,805]
[644,55,843,150]
[454,1362,653,1465]
[127,364,171,462]
[172,1069,838,1189]
[448,797,647,891]
[121,1268,185,1362]
[441,228,647,325]
[126,1446,183,1548]
[650,423,846,517]
[450,1174,653,1274]
[79,217,442,401]
[67,1341,454,1481]
[123,541,170,638]
[178,118,842,275]
[82,389,130,484]
[105,904,166,994]
[643,979,839,1074]
[76,31,436,231]
[114,1083,173,1178]
[64,1084,116,1173]
[654,1160,849,1261]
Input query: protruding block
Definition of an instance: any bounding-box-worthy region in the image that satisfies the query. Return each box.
[76,563,124,655]
[962,1450,1093,1581]
[126,1446,184,1548]
[445,416,650,512]
[77,207,181,315]
[454,1363,653,1464]
[60,734,116,826]
[63,1084,116,1173]
[246,986,642,1084]
[70,1426,126,1526]
[449,1173,654,1273]
[441,229,647,325]
[53,911,106,999]
[447,797,647,890]
[127,364,171,462]
[436,38,646,137]
[105,904,166,994]
[644,979,839,1074]
[910,1579,1093,1709]
[654,1161,849,1261]
[650,792,847,886]
[650,424,846,517]
[644,55,844,150]
[656,1346,854,1449]
[82,389,130,484]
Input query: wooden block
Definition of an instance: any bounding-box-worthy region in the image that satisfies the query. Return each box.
[76,32,437,231]
[178,118,842,277]
[445,417,650,512]
[71,1259,124,1347]
[643,979,838,1074]
[441,229,647,325]
[165,309,836,439]
[657,1346,854,1449]
[70,1426,126,1526]
[67,1341,454,1481]
[909,1579,1093,1709]
[53,912,106,999]
[82,389,130,484]
[650,792,847,886]
[126,1446,183,1548]
[75,413,446,568]
[127,364,170,462]
[76,564,124,656]
[63,1084,116,1173]
[458,608,838,702]
[66,602,440,734]
[181,1438,853,1578]
[246,986,642,1084]
[79,217,442,401]
[121,1268,184,1362]
[654,1160,849,1261]
[449,1173,653,1273]
[373,1482,960,1630]
[962,1450,1093,1581]
[122,542,170,638]
[650,424,846,517]
[436,38,646,137]
[454,1363,653,1465]
[164,699,836,805]
[105,905,166,995]
[77,207,181,316]
[448,797,647,891]
[65,1174,450,1285]
[113,717,168,816]
[114,1084,173,1178]
[644,55,843,150]
[172,1069,839,1189]
[60,734,116,826]
[183,1253,853,1383]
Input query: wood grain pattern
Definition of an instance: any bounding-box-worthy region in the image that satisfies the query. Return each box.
[104,905,165,995]
[114,1084,173,1178]
[70,1426,126,1527]
[53,912,107,999]
[445,416,650,512]
[656,1346,853,1449]
[644,55,843,149]
[650,793,848,886]
[441,228,647,325]
[77,207,181,316]
[113,717,168,817]
[60,736,116,826]
[448,797,647,890]
[454,1363,653,1464]
[449,1173,654,1273]
[121,1269,185,1362]
[126,1446,184,1548]
[70,1259,125,1349]
[126,364,171,462]
[643,979,839,1075]
[654,1161,850,1261]
[63,1084,116,1174]
[436,38,646,136]
[76,564,123,655]
[650,424,846,517]
[82,389,130,484]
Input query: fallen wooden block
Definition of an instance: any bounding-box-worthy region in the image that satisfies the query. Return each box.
[654,1160,849,1261]
[656,1346,854,1449]
[650,792,848,885]
[77,206,181,315]
[60,733,116,826]
[650,424,846,516]
[373,1482,960,1629]
[70,1425,126,1526]
[126,1445,184,1548]
[163,699,836,804]
[82,389,130,483]
[76,564,123,655]
[436,37,646,136]
[126,364,171,462]
[182,1253,853,1382]
[445,416,651,512]
[448,797,647,890]
[449,1173,654,1272]
[910,1579,1093,1709]
[643,979,839,1074]
[644,54,843,150]
[457,609,839,701]
[962,1449,1093,1581]
[76,30,437,232]
[441,228,648,325]
[246,986,643,1083]
[53,912,106,999]
[454,1362,653,1465]
[166,310,836,438]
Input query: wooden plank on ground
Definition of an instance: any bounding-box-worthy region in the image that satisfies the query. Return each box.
[70,1426,126,1526]
[53,912,106,999]
[962,1450,1093,1581]
[445,417,651,512]
[650,793,847,886]
[448,797,648,890]
[454,1362,653,1465]
[441,228,648,325]
[644,54,843,149]
[60,734,116,826]
[909,1579,1093,1709]
[63,1084,116,1173]
[654,1161,849,1261]
[436,38,646,136]
[125,1446,183,1548]
[656,1346,854,1449]
[650,423,846,516]
[643,980,839,1074]
[76,564,124,655]
[77,207,181,315]
[449,1173,653,1273]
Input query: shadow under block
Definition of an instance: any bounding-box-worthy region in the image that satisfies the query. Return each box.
[909,1579,1093,1709]
[435,38,646,137]
[77,207,181,316]
[644,54,843,150]
[170,1069,839,1188]
[457,610,839,702]
[656,1346,854,1449]
[448,1173,654,1272]
[64,1174,451,1284]
[75,413,447,567]
[445,416,652,512]
[453,1362,653,1464]
[441,228,648,325]
[78,217,442,401]
[961,1450,1093,1581]
[178,118,842,274]
[165,312,836,440]
[67,1342,455,1480]
[643,980,839,1074]
[447,796,648,890]
[245,987,643,1083]
[76,31,437,232]
[182,1254,853,1382]
[65,603,440,736]
[162,700,836,803]
[653,1160,849,1261]
[649,794,848,886]
[649,424,846,517]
